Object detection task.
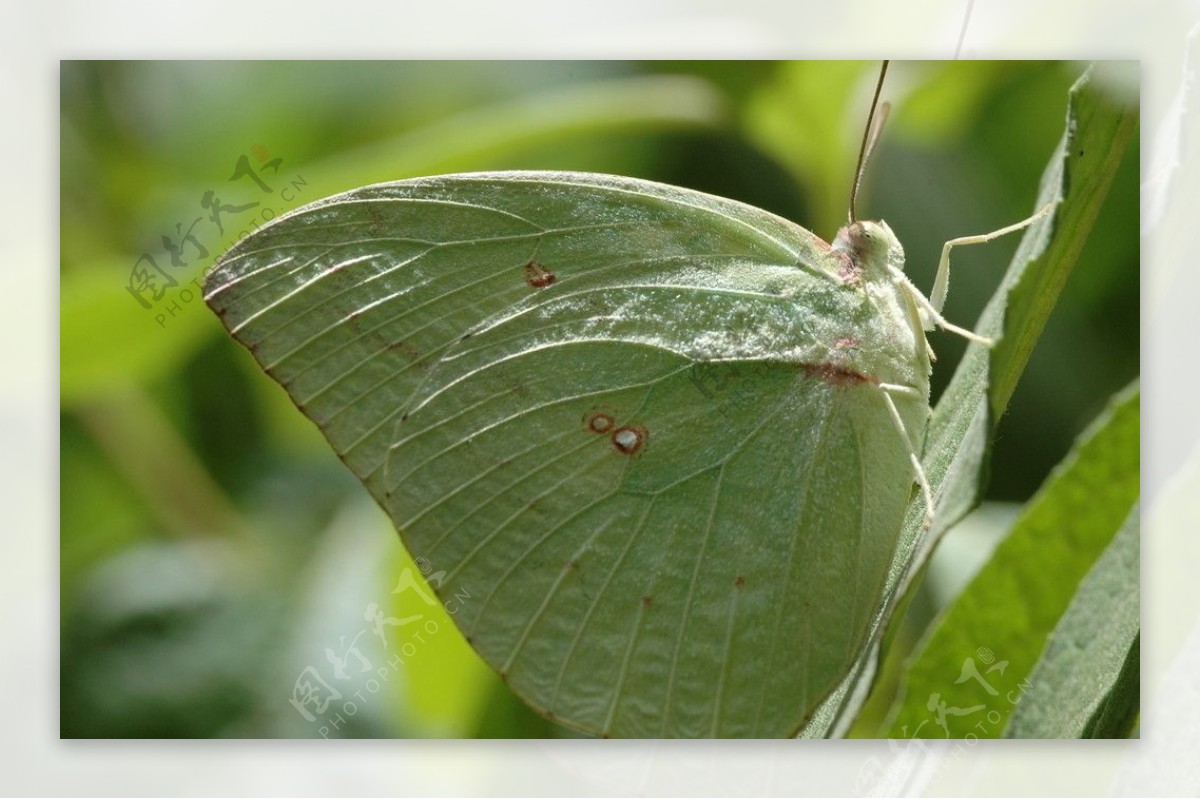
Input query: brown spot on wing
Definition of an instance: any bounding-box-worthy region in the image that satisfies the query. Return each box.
[611,426,647,455]
[585,412,615,434]
[386,339,421,362]
[523,259,557,288]
[803,362,875,386]
[366,205,386,235]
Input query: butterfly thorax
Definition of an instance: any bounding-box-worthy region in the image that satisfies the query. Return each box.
[826,219,931,395]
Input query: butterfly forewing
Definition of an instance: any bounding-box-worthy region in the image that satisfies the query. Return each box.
[205,171,927,737]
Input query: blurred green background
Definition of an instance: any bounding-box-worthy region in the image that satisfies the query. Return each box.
[59,61,1138,738]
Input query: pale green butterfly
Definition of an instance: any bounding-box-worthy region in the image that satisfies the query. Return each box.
[204,63,1046,737]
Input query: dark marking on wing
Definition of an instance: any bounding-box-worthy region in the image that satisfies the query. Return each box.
[585,412,615,434]
[611,426,647,455]
[803,362,875,386]
[523,259,557,288]
[386,339,422,363]
[366,205,386,236]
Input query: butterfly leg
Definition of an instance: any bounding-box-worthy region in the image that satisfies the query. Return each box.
[879,383,935,529]
[900,277,995,346]
[929,202,1055,317]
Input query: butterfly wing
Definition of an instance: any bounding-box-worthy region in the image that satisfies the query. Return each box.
[205,171,927,737]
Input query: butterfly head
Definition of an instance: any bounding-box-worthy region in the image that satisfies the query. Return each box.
[831,219,904,284]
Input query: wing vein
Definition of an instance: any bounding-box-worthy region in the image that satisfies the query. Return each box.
[750,394,834,736]
[549,496,657,714]
[659,465,725,736]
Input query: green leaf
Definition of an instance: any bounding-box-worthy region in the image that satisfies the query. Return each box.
[799,66,1138,738]
[1082,631,1139,738]
[1003,504,1140,739]
[931,67,1137,544]
[882,383,1139,738]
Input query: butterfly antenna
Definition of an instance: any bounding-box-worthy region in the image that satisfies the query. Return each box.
[849,60,890,224]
